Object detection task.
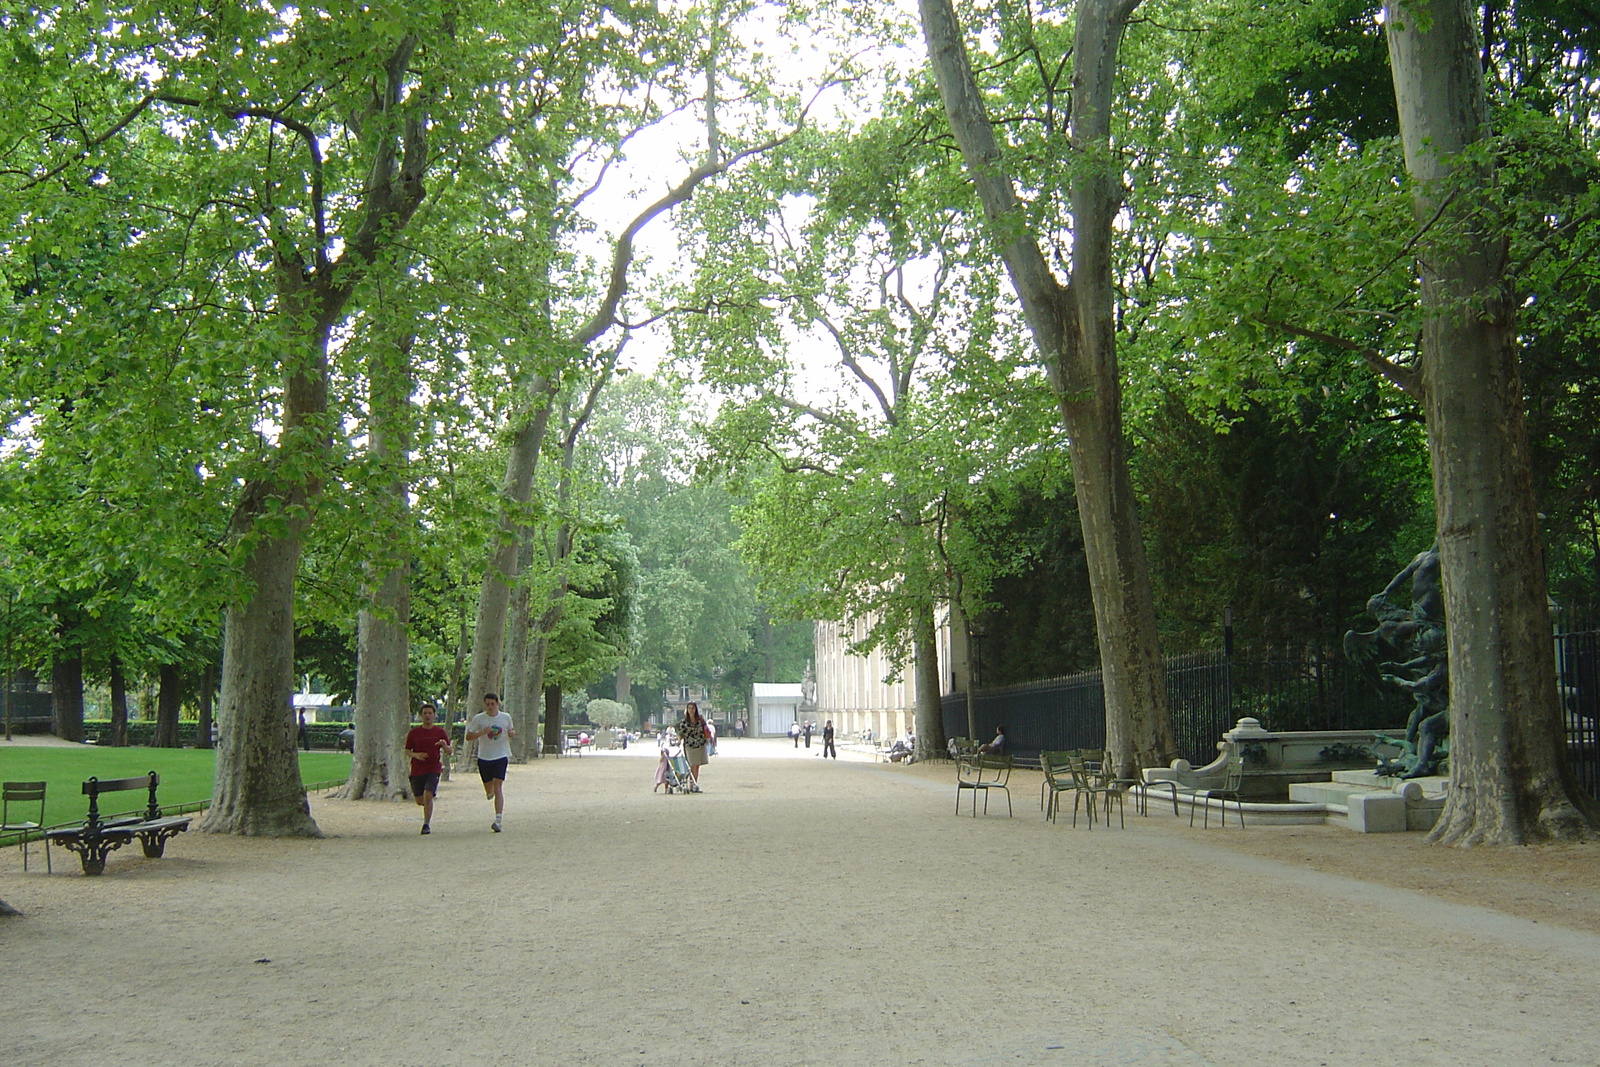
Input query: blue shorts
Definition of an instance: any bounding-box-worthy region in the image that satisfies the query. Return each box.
[477,757,509,784]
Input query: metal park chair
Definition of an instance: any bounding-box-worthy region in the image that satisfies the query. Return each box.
[954,754,1013,817]
[1040,751,1077,823]
[1190,752,1246,828]
[3,781,52,873]
[1066,752,1124,829]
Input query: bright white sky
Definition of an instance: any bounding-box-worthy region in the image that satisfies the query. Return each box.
[576,7,926,411]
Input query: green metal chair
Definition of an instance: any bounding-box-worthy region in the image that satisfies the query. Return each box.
[954,753,1013,817]
[3,781,51,873]
[1040,751,1077,822]
[1191,752,1246,828]
[1066,752,1124,829]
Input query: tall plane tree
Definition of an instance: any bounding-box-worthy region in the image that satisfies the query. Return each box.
[458,11,830,757]
[690,118,1008,761]
[919,0,1172,775]
[1383,0,1599,843]
[196,30,435,836]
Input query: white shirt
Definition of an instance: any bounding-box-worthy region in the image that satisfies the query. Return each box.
[469,711,514,761]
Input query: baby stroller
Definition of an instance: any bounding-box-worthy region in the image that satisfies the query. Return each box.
[660,749,700,794]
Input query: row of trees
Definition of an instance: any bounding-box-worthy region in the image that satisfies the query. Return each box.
[3,0,1597,850]
[679,0,1600,846]
[1,0,835,835]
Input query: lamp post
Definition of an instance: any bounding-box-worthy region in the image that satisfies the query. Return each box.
[1222,606,1235,726]
[3,584,13,742]
[964,624,986,742]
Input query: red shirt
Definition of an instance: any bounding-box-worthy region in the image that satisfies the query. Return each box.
[405,724,450,774]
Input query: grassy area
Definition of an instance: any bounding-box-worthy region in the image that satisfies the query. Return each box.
[1,747,351,831]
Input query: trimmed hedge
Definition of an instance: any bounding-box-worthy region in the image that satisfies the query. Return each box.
[82,720,353,749]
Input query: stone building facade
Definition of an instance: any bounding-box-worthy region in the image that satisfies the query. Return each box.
[812,612,965,740]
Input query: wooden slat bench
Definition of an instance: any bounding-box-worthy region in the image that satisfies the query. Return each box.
[45,772,192,876]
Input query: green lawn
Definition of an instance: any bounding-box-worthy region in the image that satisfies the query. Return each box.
[1,746,350,832]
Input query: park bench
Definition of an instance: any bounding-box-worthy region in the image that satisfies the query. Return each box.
[45,772,192,876]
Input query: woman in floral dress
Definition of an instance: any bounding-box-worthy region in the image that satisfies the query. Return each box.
[680,702,711,788]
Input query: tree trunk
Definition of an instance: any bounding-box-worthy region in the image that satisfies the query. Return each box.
[342,565,412,800]
[918,0,1172,779]
[615,662,630,706]
[441,577,469,781]
[950,595,978,740]
[519,632,553,754]
[910,597,947,761]
[537,427,589,759]
[534,386,607,759]
[504,540,536,761]
[1384,0,1598,843]
[544,683,562,752]
[196,663,214,750]
[205,292,328,836]
[459,383,554,769]
[535,608,564,756]
[108,654,129,747]
[205,528,321,836]
[154,663,181,748]
[342,327,415,800]
[51,652,83,743]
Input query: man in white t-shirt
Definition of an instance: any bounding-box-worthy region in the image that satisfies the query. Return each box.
[465,693,515,832]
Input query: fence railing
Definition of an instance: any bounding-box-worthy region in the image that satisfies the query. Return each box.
[1556,610,1600,800]
[946,633,1600,802]
[944,649,1402,767]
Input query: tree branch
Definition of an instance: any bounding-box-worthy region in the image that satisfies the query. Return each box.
[570,75,842,350]
[10,92,158,189]
[764,391,858,433]
[812,313,897,425]
[1255,317,1424,401]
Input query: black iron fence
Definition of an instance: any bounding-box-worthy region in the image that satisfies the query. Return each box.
[2,685,53,733]
[943,669,1107,763]
[946,635,1600,801]
[1556,609,1600,799]
[944,648,1404,768]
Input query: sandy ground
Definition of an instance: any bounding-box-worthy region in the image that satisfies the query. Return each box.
[3,737,1599,1067]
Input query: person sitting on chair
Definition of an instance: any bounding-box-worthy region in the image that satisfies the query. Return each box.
[978,725,1006,755]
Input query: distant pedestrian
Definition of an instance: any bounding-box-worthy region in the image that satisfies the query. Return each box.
[465,693,515,832]
[803,721,813,749]
[822,719,836,759]
[297,710,310,751]
[680,702,710,789]
[404,703,452,835]
[790,721,801,748]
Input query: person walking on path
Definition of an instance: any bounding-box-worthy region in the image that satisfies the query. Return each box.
[803,721,813,749]
[404,703,452,835]
[465,693,515,831]
[680,702,711,789]
[821,720,836,759]
[297,710,310,751]
[790,721,801,748]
